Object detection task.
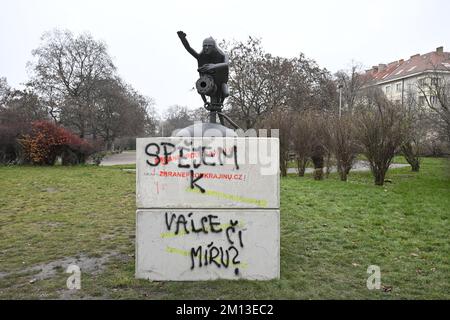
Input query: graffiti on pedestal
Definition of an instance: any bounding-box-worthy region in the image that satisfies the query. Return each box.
[145,141,239,193]
[164,212,246,275]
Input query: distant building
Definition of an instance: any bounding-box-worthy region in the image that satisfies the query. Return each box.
[363,46,450,107]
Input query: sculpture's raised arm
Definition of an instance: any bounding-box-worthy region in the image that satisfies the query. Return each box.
[177,31,199,59]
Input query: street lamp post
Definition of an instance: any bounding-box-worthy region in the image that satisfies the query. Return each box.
[338,83,343,118]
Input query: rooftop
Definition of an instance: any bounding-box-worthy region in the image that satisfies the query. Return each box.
[363,46,450,85]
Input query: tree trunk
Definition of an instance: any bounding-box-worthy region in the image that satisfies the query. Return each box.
[77,153,86,164]
[246,119,251,131]
[373,168,386,186]
[325,153,332,179]
[79,125,85,139]
[402,142,420,172]
[404,154,420,172]
[314,168,324,180]
[338,162,348,181]
[345,165,352,175]
[105,129,112,151]
[106,139,113,151]
[62,148,79,166]
[311,155,324,181]
[297,157,307,177]
[280,157,288,177]
[405,156,420,172]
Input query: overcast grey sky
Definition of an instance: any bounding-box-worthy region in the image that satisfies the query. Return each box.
[1,0,449,115]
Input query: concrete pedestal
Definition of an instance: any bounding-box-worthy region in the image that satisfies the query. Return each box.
[136,209,280,281]
[135,137,280,281]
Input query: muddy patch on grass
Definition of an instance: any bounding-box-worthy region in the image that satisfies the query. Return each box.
[0,252,129,281]
[1,252,132,299]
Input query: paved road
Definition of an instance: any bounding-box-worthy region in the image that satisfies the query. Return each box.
[100,151,410,172]
[100,151,137,166]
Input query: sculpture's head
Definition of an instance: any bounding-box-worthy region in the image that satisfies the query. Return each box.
[202,37,216,55]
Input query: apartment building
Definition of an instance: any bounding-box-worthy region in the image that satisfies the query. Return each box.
[363,46,450,106]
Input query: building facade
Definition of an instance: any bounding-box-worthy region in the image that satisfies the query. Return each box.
[364,46,450,107]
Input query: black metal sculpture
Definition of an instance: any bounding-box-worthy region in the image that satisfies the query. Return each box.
[177,31,238,128]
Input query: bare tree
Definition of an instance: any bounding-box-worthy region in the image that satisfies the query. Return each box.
[28,29,116,137]
[356,89,407,185]
[287,54,337,113]
[141,98,159,137]
[116,81,157,138]
[224,37,270,129]
[0,85,48,163]
[89,78,139,150]
[400,87,429,171]
[162,105,194,135]
[4,89,48,123]
[416,68,450,147]
[0,77,10,107]
[223,37,337,131]
[287,57,337,180]
[335,61,365,113]
[190,107,210,123]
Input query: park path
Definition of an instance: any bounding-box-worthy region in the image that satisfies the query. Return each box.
[287,162,410,174]
[100,151,410,172]
[99,151,137,166]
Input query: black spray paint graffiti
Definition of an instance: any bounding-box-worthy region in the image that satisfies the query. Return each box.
[145,142,239,193]
[165,212,245,275]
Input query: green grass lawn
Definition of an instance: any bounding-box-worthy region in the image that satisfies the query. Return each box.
[0,158,449,299]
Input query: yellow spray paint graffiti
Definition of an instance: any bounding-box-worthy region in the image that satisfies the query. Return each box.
[186,187,268,208]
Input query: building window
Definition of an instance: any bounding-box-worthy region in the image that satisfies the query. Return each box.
[418,96,427,106]
[396,83,402,92]
[407,83,414,92]
[430,96,438,105]
[385,86,391,94]
[431,77,440,86]
[418,78,426,87]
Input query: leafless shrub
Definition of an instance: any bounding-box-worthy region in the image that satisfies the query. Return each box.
[291,111,314,176]
[308,112,330,180]
[328,114,359,181]
[262,108,295,177]
[356,89,408,185]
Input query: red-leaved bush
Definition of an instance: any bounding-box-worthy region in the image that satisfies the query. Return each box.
[20,120,94,165]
